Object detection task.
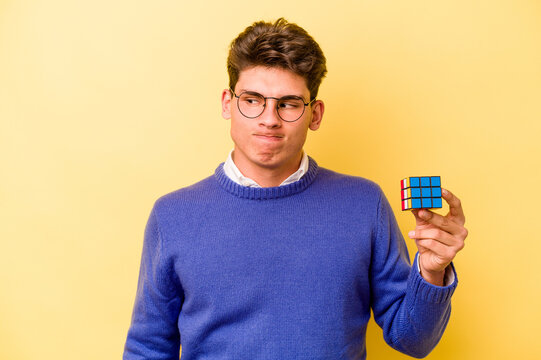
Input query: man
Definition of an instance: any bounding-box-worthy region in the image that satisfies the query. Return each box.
[123,18,467,359]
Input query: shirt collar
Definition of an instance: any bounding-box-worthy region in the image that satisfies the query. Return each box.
[223,150,309,188]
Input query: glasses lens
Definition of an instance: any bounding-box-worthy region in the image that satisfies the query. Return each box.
[238,92,265,118]
[277,96,305,122]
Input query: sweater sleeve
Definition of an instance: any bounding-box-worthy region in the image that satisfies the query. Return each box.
[123,204,184,360]
[370,190,457,358]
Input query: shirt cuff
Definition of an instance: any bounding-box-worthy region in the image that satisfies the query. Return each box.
[415,252,456,287]
[410,253,458,304]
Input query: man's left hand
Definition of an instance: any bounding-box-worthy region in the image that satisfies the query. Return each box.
[408,188,468,286]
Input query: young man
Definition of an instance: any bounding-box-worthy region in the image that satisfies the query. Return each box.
[123,18,467,359]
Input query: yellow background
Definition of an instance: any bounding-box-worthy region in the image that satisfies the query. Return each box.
[1,0,540,359]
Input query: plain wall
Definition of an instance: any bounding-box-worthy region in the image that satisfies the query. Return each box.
[1,1,540,359]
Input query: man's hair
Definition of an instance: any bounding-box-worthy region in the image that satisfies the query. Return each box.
[227,18,327,100]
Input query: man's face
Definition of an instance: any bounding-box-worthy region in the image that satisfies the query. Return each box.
[221,66,324,176]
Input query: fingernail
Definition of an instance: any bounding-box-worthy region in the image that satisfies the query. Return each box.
[442,188,448,195]
[419,210,428,219]
[408,230,415,238]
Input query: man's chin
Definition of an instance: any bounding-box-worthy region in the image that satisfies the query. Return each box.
[253,152,287,168]
[254,159,282,170]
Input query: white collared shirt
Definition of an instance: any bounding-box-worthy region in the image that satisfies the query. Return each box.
[223,150,309,187]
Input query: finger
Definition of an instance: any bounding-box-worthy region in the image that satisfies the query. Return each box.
[416,209,465,236]
[408,228,457,247]
[415,239,455,265]
[442,188,466,226]
[410,228,466,252]
[411,209,428,226]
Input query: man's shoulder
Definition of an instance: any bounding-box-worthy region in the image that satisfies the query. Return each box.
[310,165,388,222]
[315,166,383,197]
[153,170,220,211]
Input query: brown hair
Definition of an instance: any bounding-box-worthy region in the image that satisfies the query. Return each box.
[227,18,327,100]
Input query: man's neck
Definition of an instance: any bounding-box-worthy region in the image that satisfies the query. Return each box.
[232,151,304,188]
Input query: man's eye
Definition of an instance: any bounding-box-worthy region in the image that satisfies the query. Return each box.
[279,101,302,109]
[242,97,263,105]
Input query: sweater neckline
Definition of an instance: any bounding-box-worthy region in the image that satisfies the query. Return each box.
[214,157,319,200]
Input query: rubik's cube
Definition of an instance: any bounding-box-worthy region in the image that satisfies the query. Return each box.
[401,176,443,211]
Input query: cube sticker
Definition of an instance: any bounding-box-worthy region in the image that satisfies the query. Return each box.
[401,176,443,211]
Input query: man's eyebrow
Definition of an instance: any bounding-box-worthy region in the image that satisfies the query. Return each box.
[238,88,307,99]
[237,88,255,94]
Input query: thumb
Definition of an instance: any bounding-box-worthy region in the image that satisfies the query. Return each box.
[411,209,429,226]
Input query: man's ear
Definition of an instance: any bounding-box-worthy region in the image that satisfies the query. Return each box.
[309,100,324,131]
[222,89,232,120]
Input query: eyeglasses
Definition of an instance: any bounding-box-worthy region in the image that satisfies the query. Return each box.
[229,88,316,122]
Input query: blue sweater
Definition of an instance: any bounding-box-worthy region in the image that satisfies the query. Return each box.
[124,158,457,359]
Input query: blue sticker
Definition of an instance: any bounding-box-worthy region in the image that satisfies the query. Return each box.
[422,198,432,208]
[410,177,420,187]
[421,177,431,187]
[421,187,431,197]
[411,188,421,197]
[432,187,442,197]
[432,198,442,208]
[412,198,422,208]
[431,176,441,186]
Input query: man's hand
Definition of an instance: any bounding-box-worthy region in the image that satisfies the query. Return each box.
[408,188,468,286]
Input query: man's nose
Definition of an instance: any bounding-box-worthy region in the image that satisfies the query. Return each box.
[258,100,282,127]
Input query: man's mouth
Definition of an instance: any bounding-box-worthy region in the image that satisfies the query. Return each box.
[254,133,284,140]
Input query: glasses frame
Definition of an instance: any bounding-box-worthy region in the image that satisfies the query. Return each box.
[229,88,316,123]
